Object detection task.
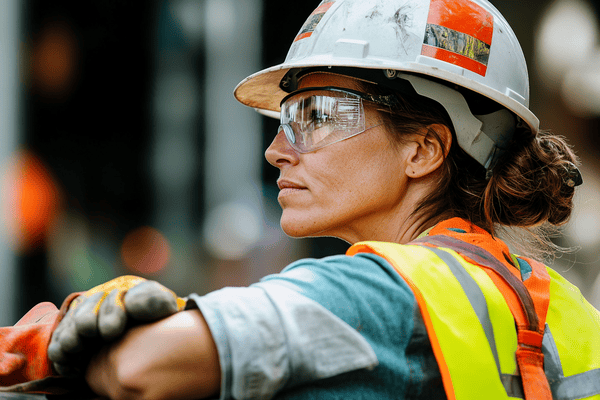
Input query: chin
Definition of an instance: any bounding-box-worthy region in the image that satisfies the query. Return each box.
[279,212,342,239]
[280,213,325,238]
[280,221,313,238]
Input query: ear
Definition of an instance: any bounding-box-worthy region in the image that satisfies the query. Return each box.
[404,124,452,179]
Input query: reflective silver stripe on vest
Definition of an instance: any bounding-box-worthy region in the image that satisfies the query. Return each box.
[423,247,523,398]
[543,325,600,400]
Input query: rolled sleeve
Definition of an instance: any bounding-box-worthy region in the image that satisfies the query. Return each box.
[189,282,378,400]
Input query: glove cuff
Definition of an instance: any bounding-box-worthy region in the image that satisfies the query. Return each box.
[0,295,83,387]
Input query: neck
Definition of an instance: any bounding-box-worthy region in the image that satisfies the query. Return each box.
[334,208,444,245]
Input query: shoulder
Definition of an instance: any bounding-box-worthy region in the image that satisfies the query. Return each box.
[258,253,417,329]
[263,252,413,294]
[267,252,410,288]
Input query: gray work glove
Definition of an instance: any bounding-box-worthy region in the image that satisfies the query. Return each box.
[47,275,186,377]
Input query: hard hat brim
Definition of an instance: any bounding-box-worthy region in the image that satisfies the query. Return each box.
[234,59,539,137]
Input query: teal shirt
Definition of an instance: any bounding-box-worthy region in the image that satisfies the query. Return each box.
[191,253,445,399]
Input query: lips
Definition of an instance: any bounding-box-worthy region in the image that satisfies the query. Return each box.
[277,179,306,190]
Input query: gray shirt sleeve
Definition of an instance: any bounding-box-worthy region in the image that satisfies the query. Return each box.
[188,281,378,400]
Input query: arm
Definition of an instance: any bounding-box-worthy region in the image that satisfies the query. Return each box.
[85,310,221,400]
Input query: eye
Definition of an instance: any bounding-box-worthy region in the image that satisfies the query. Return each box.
[310,109,331,126]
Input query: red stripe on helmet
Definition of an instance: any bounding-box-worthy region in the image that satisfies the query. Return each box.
[421,45,488,76]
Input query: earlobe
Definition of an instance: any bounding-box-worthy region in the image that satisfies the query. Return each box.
[405,124,452,178]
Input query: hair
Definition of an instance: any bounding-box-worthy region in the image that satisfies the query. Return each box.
[357,79,580,260]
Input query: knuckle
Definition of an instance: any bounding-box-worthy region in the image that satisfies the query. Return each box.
[98,313,126,340]
[47,343,67,364]
[57,322,82,353]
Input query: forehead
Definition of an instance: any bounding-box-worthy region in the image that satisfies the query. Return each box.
[297,73,363,91]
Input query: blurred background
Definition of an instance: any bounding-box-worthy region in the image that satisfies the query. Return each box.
[0,0,599,324]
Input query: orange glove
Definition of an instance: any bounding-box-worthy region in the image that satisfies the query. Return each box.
[0,293,80,387]
[48,276,186,377]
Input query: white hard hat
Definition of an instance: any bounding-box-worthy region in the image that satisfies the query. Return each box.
[234,0,539,169]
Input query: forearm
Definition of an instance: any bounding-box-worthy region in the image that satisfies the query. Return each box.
[85,310,221,400]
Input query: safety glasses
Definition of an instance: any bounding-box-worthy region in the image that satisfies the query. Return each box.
[278,86,398,153]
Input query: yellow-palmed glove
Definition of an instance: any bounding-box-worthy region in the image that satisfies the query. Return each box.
[47,275,186,376]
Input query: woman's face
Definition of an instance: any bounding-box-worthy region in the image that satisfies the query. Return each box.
[265,73,414,244]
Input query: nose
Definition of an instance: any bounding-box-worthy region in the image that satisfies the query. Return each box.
[265,128,300,168]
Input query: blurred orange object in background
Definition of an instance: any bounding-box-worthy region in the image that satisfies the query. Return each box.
[121,226,171,275]
[1,150,62,253]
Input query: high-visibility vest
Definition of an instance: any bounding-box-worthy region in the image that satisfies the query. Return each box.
[347,227,600,400]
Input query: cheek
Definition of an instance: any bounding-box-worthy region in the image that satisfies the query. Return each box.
[314,140,401,205]
[311,159,386,214]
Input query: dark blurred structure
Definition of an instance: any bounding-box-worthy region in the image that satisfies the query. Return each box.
[19,1,157,316]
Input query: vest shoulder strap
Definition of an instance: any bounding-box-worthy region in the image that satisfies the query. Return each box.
[410,235,552,400]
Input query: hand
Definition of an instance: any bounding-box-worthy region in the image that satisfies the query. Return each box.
[47,276,186,377]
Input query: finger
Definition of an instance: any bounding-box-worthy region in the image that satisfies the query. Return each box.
[48,318,73,365]
[72,291,105,337]
[51,317,83,355]
[47,339,68,364]
[49,324,102,373]
[124,281,180,321]
[52,361,84,378]
[97,288,128,340]
[48,335,95,365]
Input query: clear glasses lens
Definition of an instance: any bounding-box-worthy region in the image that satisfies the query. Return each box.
[279,88,366,153]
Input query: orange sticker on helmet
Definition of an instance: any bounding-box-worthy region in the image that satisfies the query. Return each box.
[421,0,494,76]
[294,1,336,42]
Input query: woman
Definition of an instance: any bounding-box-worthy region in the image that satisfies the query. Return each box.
[3,0,600,399]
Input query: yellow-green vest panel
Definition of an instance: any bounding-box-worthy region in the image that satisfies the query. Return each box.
[347,241,600,400]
